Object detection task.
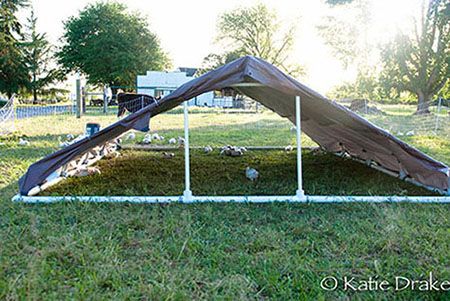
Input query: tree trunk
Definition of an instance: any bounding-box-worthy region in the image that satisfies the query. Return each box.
[415,91,430,115]
[33,89,38,104]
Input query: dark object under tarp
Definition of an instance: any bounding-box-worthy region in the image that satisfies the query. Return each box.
[18,56,449,195]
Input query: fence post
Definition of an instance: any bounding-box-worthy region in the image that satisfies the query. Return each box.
[103,85,108,114]
[76,79,82,118]
[81,86,86,114]
[434,97,442,133]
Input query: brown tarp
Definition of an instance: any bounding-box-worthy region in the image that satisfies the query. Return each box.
[18,56,449,195]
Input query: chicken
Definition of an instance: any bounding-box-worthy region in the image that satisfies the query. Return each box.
[284,145,293,152]
[229,148,243,157]
[142,134,152,144]
[204,145,213,153]
[168,138,177,144]
[245,167,259,181]
[18,138,30,146]
[178,137,185,145]
[220,145,245,157]
[73,166,101,177]
[162,152,175,159]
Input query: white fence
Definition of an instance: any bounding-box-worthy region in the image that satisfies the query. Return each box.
[15,104,76,119]
[334,98,449,139]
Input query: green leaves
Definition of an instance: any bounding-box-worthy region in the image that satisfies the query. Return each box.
[0,0,29,97]
[22,10,61,102]
[380,0,449,112]
[203,3,303,78]
[57,1,170,88]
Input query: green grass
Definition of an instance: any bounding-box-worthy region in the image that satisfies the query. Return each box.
[41,149,436,197]
[1,108,449,300]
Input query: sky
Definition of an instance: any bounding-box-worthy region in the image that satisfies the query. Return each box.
[21,0,422,94]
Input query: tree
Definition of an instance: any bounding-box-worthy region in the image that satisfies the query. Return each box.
[198,50,244,75]
[318,0,387,102]
[380,0,449,114]
[204,3,304,77]
[318,0,372,69]
[23,10,61,103]
[327,69,381,100]
[58,1,170,91]
[0,0,29,98]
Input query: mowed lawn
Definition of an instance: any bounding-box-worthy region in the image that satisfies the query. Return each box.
[1,108,449,300]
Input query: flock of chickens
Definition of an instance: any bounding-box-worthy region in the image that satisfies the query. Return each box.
[15,130,299,182]
[122,131,298,182]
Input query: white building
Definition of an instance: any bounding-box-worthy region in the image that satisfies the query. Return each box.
[137,69,234,107]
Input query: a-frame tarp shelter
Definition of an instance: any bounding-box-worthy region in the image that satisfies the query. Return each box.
[18,56,449,195]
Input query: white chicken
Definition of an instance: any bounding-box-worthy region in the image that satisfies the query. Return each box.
[168,138,177,144]
[220,145,245,157]
[18,138,30,146]
[151,133,160,140]
[245,167,259,181]
[178,136,185,145]
[204,145,213,154]
[142,134,152,144]
[284,145,293,152]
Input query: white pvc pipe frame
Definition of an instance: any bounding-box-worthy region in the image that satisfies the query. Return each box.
[12,94,450,204]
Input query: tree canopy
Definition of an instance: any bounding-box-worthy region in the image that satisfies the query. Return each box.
[23,10,62,102]
[380,0,449,113]
[202,3,304,77]
[58,1,170,89]
[0,0,29,98]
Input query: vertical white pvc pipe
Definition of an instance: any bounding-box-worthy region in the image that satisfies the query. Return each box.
[295,96,305,199]
[183,101,192,201]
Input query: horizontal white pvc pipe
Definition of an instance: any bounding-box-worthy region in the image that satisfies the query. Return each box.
[12,194,450,204]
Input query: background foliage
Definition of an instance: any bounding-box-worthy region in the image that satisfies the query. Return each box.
[57,2,170,90]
